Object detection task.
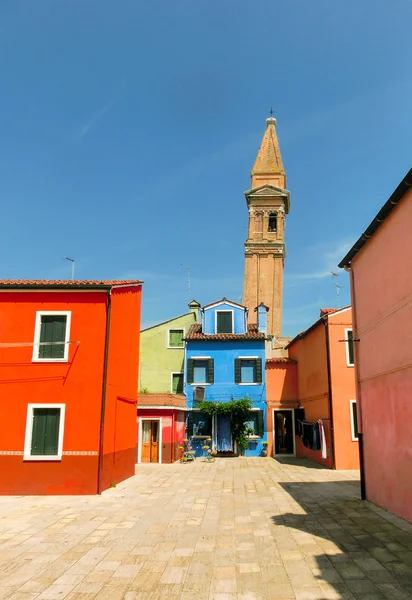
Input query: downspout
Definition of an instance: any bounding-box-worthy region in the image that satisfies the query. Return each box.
[324,317,336,470]
[97,287,112,495]
[345,265,366,500]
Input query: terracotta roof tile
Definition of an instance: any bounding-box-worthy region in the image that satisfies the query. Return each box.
[185,323,265,341]
[266,357,297,364]
[0,279,143,288]
[138,393,186,408]
[319,308,337,317]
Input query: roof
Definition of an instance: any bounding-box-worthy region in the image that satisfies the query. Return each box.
[266,357,297,364]
[141,311,195,332]
[251,117,285,178]
[137,393,186,408]
[0,279,143,290]
[319,308,338,317]
[185,322,266,341]
[201,297,246,310]
[285,305,351,349]
[339,168,412,268]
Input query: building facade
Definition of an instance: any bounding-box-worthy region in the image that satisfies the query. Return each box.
[243,117,290,338]
[0,279,142,495]
[184,299,267,457]
[339,168,412,522]
[137,301,199,463]
[285,307,359,470]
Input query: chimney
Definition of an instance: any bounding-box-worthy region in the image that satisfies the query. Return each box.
[188,299,201,322]
[254,303,269,334]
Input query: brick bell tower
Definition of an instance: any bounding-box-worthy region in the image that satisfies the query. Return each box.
[242,116,290,338]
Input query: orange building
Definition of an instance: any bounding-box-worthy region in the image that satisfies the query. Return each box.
[266,358,298,458]
[0,279,142,495]
[283,307,359,470]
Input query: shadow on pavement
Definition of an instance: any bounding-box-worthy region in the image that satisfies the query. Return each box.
[272,480,412,599]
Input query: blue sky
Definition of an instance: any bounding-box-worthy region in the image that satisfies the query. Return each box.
[1,0,411,336]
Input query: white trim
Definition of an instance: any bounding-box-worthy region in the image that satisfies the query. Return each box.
[327,306,351,318]
[167,328,185,349]
[137,417,163,464]
[272,409,295,457]
[204,299,245,311]
[191,356,212,359]
[350,400,359,441]
[32,311,71,363]
[215,309,234,334]
[171,371,184,394]
[238,383,260,386]
[24,403,66,461]
[344,328,355,367]
[237,356,259,359]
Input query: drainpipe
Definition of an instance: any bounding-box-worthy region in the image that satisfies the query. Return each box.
[345,265,365,500]
[324,317,336,470]
[97,287,113,495]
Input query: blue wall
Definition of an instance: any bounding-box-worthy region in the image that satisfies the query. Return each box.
[185,338,267,457]
[203,302,246,334]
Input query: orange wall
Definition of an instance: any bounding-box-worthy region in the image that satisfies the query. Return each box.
[266,362,298,457]
[351,187,412,522]
[289,324,332,467]
[0,285,142,495]
[328,309,358,470]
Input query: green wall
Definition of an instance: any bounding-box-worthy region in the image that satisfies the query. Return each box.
[139,312,196,393]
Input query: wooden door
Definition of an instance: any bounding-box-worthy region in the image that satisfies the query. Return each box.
[141,421,159,463]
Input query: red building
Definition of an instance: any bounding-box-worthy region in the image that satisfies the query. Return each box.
[340,169,412,523]
[0,279,142,495]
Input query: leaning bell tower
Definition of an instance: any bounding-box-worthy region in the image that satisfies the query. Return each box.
[242,116,290,338]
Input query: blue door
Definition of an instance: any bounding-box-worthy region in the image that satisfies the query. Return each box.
[216,414,232,452]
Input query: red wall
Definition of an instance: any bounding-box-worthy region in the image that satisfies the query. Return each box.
[137,408,185,463]
[351,187,412,522]
[0,285,142,495]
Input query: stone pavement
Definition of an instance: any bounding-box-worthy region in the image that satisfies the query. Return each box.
[1,458,412,600]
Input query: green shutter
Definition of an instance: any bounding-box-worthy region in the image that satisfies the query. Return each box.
[172,373,183,394]
[31,408,60,456]
[256,411,264,437]
[256,358,262,383]
[207,359,214,384]
[187,412,194,437]
[169,329,183,347]
[216,311,233,333]
[187,359,194,384]
[234,358,241,384]
[352,402,359,438]
[347,330,354,365]
[39,316,66,359]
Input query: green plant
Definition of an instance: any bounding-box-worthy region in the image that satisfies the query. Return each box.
[139,387,149,394]
[199,397,253,455]
[110,482,117,488]
[262,441,269,446]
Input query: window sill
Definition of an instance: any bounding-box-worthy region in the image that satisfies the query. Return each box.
[347,364,354,368]
[167,346,184,350]
[32,359,68,364]
[190,383,211,386]
[237,383,260,386]
[247,435,262,440]
[23,455,62,461]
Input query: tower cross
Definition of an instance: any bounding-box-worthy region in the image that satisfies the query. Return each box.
[268,107,275,118]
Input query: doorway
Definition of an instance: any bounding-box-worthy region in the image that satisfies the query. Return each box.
[139,419,162,463]
[216,414,232,452]
[273,410,295,456]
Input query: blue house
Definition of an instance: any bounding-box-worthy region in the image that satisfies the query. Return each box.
[184,298,267,457]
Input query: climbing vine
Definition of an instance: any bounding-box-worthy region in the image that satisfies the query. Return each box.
[198,397,253,455]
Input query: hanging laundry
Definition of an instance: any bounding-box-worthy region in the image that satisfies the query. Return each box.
[319,420,327,459]
[311,422,321,451]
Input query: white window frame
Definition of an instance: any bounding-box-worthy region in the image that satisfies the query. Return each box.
[190,356,211,385]
[167,328,185,349]
[345,327,354,367]
[24,403,66,461]
[171,371,184,394]
[137,417,163,464]
[237,356,260,385]
[215,309,234,334]
[32,311,71,363]
[350,400,359,441]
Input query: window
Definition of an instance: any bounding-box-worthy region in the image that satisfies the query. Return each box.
[172,372,184,394]
[345,328,354,366]
[244,411,264,437]
[168,329,184,348]
[187,358,214,384]
[268,213,277,232]
[216,311,233,334]
[350,400,359,441]
[187,412,212,437]
[24,404,65,460]
[33,311,71,362]
[234,358,262,384]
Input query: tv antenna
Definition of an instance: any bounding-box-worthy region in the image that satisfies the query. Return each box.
[181,264,191,305]
[63,256,75,280]
[331,271,343,308]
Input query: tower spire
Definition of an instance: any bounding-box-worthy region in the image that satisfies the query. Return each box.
[251,116,285,189]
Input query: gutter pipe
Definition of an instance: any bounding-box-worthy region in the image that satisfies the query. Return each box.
[324,317,336,470]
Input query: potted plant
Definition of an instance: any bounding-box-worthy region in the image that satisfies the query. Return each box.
[262,441,269,456]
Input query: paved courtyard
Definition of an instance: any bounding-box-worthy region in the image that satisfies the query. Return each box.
[1,458,412,600]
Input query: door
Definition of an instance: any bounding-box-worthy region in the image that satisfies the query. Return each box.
[141,420,160,463]
[274,410,294,455]
[216,414,232,452]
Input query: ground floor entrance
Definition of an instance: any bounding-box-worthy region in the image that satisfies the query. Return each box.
[215,414,232,453]
[139,419,161,463]
[273,409,295,456]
